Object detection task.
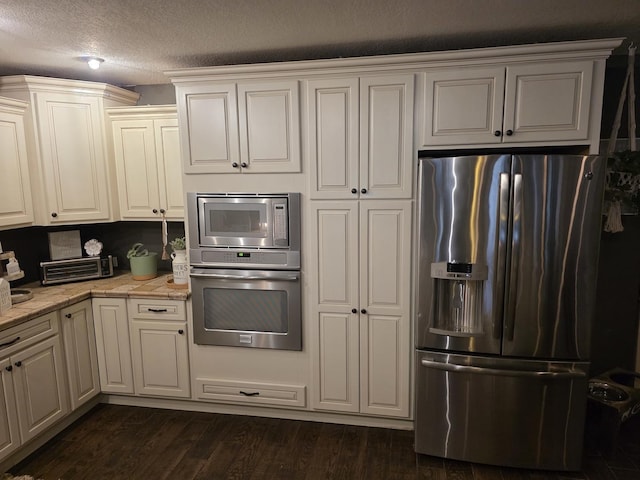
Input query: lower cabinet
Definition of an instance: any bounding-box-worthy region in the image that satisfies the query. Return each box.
[128,299,190,398]
[92,298,134,394]
[60,299,100,409]
[0,312,69,463]
[92,298,189,399]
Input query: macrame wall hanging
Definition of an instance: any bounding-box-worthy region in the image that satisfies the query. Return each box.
[604,43,638,233]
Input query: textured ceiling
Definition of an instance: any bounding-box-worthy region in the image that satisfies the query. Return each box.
[0,0,639,87]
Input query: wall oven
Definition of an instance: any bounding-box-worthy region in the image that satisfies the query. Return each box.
[187,193,302,351]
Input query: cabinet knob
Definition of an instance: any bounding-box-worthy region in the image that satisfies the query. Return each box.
[494,130,501,137]
[360,309,367,314]
[65,313,72,318]
[360,188,367,194]
[14,361,22,368]
[51,212,58,218]
[232,162,239,168]
[351,188,358,194]
[160,208,165,214]
[5,365,12,372]
[178,329,184,335]
[152,208,158,214]
[241,162,248,168]
[351,308,357,314]
[505,129,513,136]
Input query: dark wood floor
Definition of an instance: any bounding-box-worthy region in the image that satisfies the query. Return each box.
[6,403,640,480]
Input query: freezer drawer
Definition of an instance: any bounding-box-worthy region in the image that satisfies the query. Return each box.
[414,350,589,470]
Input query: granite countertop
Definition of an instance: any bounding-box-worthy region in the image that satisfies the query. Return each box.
[0,272,190,330]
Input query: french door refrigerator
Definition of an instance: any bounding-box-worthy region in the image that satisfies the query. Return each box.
[414,154,605,471]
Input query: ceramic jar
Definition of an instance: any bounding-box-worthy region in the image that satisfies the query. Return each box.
[171,250,188,285]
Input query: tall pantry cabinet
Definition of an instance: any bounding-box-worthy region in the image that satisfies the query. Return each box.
[307,73,413,418]
[0,76,139,225]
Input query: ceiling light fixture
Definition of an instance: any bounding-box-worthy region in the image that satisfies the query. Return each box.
[86,57,104,70]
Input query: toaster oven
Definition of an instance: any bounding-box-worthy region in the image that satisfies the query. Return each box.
[40,255,115,285]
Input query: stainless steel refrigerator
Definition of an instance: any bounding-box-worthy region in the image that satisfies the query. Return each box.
[414,154,605,471]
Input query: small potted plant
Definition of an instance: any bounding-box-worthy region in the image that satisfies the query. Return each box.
[127,242,158,280]
[169,236,186,252]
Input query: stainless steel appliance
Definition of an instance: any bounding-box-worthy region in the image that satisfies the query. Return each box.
[414,154,605,470]
[187,192,302,350]
[187,192,300,269]
[40,255,115,285]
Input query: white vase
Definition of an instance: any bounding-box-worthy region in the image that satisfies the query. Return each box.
[170,249,189,285]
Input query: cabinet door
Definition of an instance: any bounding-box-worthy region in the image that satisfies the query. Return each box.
[359,201,411,417]
[0,358,20,462]
[307,78,359,199]
[12,336,69,443]
[92,298,134,394]
[35,93,111,223]
[60,300,100,410]
[503,61,593,143]
[0,104,33,228]
[155,118,184,219]
[422,67,505,146]
[177,83,240,173]
[237,80,301,173]
[112,119,161,219]
[360,75,414,199]
[310,203,360,412]
[129,320,190,398]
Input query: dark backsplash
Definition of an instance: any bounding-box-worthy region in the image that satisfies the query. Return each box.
[0,221,185,286]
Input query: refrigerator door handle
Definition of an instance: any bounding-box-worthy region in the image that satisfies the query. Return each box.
[494,172,511,339]
[505,173,523,341]
[420,358,586,379]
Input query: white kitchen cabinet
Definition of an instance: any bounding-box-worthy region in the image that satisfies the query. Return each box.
[0,76,139,225]
[0,358,19,462]
[0,312,69,448]
[108,106,184,220]
[176,79,300,174]
[0,97,33,229]
[60,299,100,410]
[307,74,414,199]
[128,299,189,398]
[421,61,594,147]
[310,200,411,417]
[92,298,134,394]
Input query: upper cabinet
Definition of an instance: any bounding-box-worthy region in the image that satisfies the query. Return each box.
[107,106,184,220]
[0,97,33,229]
[306,74,414,200]
[174,79,300,174]
[421,60,596,149]
[0,76,139,225]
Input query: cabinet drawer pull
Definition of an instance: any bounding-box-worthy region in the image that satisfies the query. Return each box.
[0,337,20,349]
[148,308,168,313]
[239,390,260,397]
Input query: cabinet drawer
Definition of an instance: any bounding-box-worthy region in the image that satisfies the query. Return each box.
[127,299,185,320]
[0,312,58,357]
[195,378,306,408]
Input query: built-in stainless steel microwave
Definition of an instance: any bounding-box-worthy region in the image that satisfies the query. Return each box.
[187,192,301,269]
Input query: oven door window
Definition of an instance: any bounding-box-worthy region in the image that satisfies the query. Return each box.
[203,288,288,333]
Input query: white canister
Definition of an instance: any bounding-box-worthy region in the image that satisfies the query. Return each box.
[170,250,189,285]
[0,278,11,314]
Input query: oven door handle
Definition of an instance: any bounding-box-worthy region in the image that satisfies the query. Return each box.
[190,272,300,281]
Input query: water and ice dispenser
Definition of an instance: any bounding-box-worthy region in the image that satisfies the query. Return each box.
[430,262,487,335]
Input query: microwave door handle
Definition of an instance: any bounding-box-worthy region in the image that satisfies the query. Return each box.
[190,272,299,281]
